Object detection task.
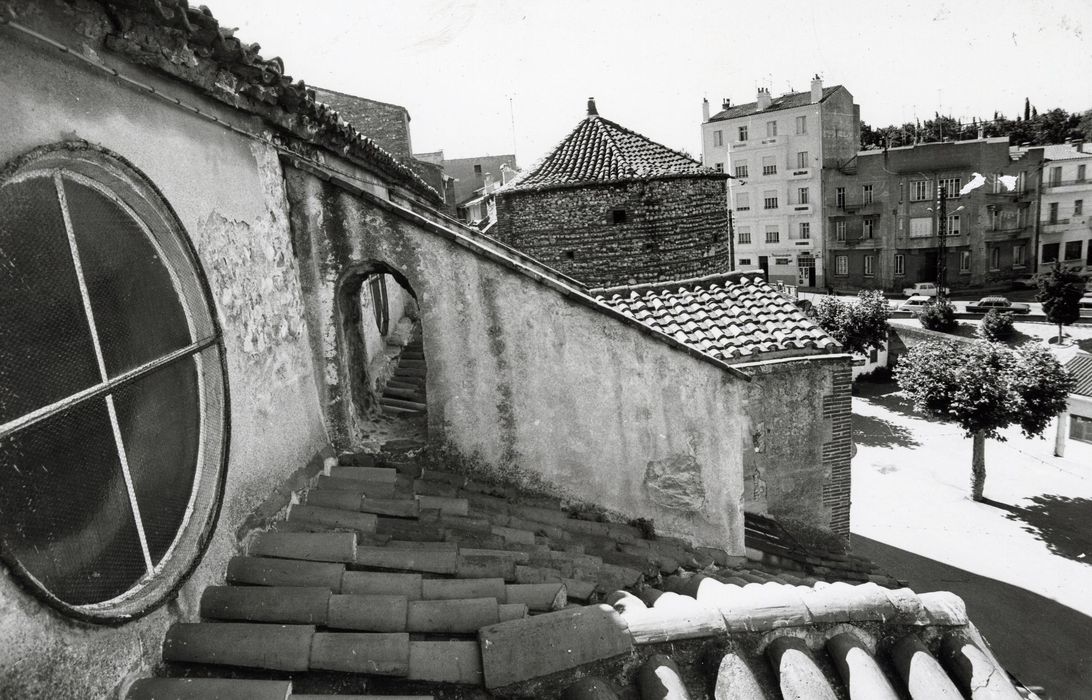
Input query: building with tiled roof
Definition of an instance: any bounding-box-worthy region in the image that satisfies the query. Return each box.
[594,271,839,363]
[700,78,859,288]
[1034,142,1092,276]
[1056,352,1092,456]
[494,99,734,286]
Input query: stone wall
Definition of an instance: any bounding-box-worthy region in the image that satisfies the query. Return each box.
[311,88,413,160]
[495,177,732,286]
[286,168,749,554]
[736,355,854,534]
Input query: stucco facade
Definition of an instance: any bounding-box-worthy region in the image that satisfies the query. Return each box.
[1037,144,1092,273]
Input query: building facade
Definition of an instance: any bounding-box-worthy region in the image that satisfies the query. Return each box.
[823,138,1043,292]
[434,153,519,207]
[701,77,859,288]
[495,99,732,286]
[1037,143,1092,274]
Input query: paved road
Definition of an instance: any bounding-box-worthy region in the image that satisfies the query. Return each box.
[854,536,1092,700]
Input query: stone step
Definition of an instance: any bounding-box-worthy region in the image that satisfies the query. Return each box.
[226,557,346,591]
[383,385,425,401]
[383,404,426,415]
[126,677,292,700]
[200,586,331,625]
[393,366,427,378]
[248,532,357,564]
[380,397,428,412]
[163,623,315,671]
[386,379,425,391]
[398,359,427,369]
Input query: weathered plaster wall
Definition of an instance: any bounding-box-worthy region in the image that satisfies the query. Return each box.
[494,177,732,286]
[286,169,748,552]
[0,22,328,698]
[737,355,853,533]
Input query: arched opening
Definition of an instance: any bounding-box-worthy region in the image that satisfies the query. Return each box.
[336,262,427,445]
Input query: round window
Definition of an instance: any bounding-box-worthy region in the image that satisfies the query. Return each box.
[0,144,227,621]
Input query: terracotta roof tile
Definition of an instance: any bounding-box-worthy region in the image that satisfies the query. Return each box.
[1065,352,1092,397]
[594,272,840,362]
[708,85,844,121]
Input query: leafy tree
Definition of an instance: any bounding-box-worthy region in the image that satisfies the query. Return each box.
[918,298,958,333]
[976,309,1015,342]
[813,290,891,355]
[1077,109,1092,142]
[1037,262,1084,344]
[896,341,1073,500]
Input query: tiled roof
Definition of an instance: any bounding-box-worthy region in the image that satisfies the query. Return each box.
[502,110,719,193]
[81,0,441,203]
[1041,143,1092,161]
[1066,352,1092,397]
[593,271,841,362]
[127,443,1034,699]
[708,85,843,121]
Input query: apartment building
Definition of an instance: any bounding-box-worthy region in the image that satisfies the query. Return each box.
[824,137,1043,291]
[1037,143,1092,273]
[701,77,859,287]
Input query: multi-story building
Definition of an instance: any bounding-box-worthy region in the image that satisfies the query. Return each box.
[701,77,859,287]
[1037,143,1092,274]
[823,137,1043,291]
[495,99,732,286]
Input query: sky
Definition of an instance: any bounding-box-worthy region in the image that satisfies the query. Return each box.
[208,0,1091,166]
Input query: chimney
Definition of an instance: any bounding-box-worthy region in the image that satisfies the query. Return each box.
[587,97,598,117]
[702,98,710,122]
[977,124,985,139]
[756,87,771,111]
[722,98,731,111]
[810,74,823,104]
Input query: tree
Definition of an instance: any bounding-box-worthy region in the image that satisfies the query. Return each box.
[1037,262,1084,344]
[813,290,891,355]
[895,340,1073,500]
[918,298,958,333]
[976,309,1015,342]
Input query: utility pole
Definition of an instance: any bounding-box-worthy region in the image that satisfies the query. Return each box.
[936,183,948,298]
[728,209,736,271]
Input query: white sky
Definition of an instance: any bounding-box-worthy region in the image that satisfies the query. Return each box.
[209,0,1090,165]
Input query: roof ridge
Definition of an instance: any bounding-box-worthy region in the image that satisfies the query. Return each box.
[589,116,633,180]
[595,114,703,168]
[591,270,767,297]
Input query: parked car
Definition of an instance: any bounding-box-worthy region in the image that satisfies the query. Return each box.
[965,296,1031,314]
[901,282,949,298]
[1012,273,1044,289]
[898,295,933,313]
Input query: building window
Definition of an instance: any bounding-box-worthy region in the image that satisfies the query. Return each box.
[1076,199,1084,216]
[735,162,749,178]
[473,164,482,175]
[736,193,750,211]
[946,214,960,236]
[835,221,847,241]
[795,115,807,134]
[762,156,777,175]
[1072,415,1092,444]
[738,125,749,141]
[714,163,724,173]
[737,228,752,244]
[713,130,723,147]
[1042,242,1060,263]
[939,177,962,198]
[911,180,931,201]
[1049,202,1059,224]
[835,255,848,275]
[774,257,791,266]
[739,257,753,266]
[799,222,811,240]
[863,218,874,238]
[764,192,779,209]
[1065,240,1083,260]
[610,208,627,224]
[0,145,227,620]
[990,247,1000,270]
[1078,164,1087,182]
[564,250,575,260]
[1014,243,1026,267]
[863,184,873,203]
[1017,207,1027,229]
[909,217,932,238]
[864,255,875,276]
[798,187,809,205]
[960,250,971,273]
[1050,166,1062,186]
[766,121,777,137]
[836,187,846,208]
[796,151,808,169]
[894,254,905,276]
[765,227,780,244]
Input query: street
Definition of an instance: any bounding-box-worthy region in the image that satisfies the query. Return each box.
[851,381,1092,698]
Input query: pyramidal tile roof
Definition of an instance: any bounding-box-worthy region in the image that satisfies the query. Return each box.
[502,100,721,193]
[593,271,841,362]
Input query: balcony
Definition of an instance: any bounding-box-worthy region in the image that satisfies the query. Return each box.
[832,198,882,214]
[1043,178,1090,189]
[1041,219,1072,232]
[791,203,813,215]
[789,168,812,180]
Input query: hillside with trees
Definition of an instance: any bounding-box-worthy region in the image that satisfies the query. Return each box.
[861,99,1092,150]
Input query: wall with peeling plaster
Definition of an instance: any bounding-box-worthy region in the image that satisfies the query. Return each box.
[0,23,328,698]
[286,168,749,552]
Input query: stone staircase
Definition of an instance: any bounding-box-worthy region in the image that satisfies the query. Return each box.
[378,337,426,416]
[127,446,908,699]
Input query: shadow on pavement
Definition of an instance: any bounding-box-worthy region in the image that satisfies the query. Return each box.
[983,495,1092,566]
[856,383,946,424]
[852,412,920,448]
[852,535,1092,699]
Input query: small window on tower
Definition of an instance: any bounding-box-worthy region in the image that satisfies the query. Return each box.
[564,250,575,260]
[473,164,482,174]
[611,208,628,224]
